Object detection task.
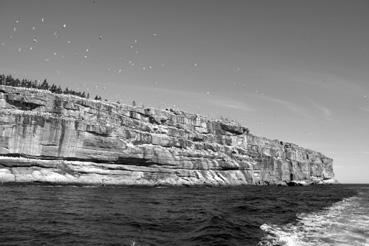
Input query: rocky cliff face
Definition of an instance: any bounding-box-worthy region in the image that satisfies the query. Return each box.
[0,86,334,185]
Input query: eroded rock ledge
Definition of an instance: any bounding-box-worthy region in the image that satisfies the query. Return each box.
[0,86,335,185]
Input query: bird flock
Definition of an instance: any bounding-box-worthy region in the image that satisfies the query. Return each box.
[0,5,254,108]
[0,12,207,79]
[0,12,174,100]
[0,11,207,111]
[0,15,167,79]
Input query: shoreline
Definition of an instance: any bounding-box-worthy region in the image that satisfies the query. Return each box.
[0,155,336,187]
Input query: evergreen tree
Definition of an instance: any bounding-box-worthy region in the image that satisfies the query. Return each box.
[0,75,5,85]
[31,80,38,88]
[14,79,21,87]
[50,84,57,93]
[21,79,26,87]
[56,86,62,94]
[1,74,110,101]
[6,75,14,86]
[41,79,49,90]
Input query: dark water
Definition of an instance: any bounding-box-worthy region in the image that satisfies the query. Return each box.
[0,184,367,246]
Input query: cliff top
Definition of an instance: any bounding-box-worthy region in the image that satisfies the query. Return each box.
[0,84,330,160]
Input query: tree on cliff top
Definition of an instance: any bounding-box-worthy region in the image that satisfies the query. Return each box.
[40,79,50,90]
[0,74,100,100]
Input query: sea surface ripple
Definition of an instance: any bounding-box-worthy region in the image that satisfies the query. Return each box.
[0,184,366,246]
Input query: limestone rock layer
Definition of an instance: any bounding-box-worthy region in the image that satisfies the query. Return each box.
[0,86,334,185]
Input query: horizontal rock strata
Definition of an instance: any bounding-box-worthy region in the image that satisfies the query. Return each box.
[0,85,334,185]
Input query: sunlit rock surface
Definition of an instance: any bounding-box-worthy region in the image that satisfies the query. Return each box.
[0,86,334,185]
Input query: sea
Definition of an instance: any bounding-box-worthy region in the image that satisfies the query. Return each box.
[0,184,368,246]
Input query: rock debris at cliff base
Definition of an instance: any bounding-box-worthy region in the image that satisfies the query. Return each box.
[0,85,335,185]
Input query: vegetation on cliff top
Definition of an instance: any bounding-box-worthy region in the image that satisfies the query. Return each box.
[0,74,103,101]
[0,74,246,128]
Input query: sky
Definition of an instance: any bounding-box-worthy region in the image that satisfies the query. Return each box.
[0,0,368,183]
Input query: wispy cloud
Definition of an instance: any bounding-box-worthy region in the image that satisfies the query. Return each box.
[207,98,255,112]
[258,94,313,119]
[291,71,366,94]
[309,100,332,119]
[121,84,256,113]
[360,107,369,113]
[339,151,369,155]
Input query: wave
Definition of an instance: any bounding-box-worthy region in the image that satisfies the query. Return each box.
[259,192,369,246]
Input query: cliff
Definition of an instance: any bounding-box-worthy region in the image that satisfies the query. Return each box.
[0,85,335,185]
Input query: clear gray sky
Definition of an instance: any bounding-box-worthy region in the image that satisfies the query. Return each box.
[0,0,368,183]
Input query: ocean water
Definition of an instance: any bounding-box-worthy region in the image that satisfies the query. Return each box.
[0,184,367,246]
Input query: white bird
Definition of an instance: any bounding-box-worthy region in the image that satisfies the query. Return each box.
[53,52,57,56]
[194,63,198,67]
[17,48,22,53]
[13,27,16,32]
[33,37,39,43]
[32,26,36,31]
[98,34,103,40]
[62,24,67,28]
[29,46,33,50]
[41,18,45,22]
[15,20,20,24]
[67,40,71,44]
[86,48,89,52]
[152,33,158,37]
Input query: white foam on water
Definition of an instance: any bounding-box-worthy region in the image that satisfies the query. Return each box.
[259,192,369,246]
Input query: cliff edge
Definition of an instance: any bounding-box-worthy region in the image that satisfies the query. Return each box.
[0,85,335,185]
